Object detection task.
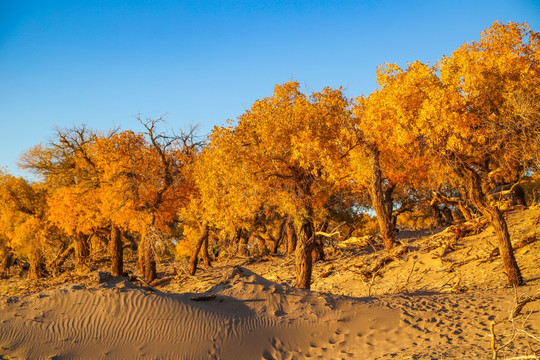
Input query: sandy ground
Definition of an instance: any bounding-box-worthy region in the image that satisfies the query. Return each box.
[1,208,539,359]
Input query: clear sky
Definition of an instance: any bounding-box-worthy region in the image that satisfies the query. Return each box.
[1,0,539,179]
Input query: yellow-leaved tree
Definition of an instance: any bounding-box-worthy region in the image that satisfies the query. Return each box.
[198,82,355,289]
[0,171,63,278]
[417,21,540,286]
[350,61,438,249]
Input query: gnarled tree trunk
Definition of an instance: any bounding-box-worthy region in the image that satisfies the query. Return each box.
[28,249,46,279]
[286,216,297,254]
[189,225,209,276]
[1,248,14,277]
[441,206,454,224]
[295,218,315,289]
[311,221,327,263]
[138,231,157,283]
[110,226,123,276]
[201,233,212,268]
[272,218,288,254]
[432,190,474,221]
[367,146,395,250]
[430,203,445,228]
[237,229,249,256]
[75,232,90,270]
[257,236,269,256]
[466,169,523,286]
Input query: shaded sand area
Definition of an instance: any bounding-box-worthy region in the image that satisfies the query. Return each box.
[1,208,539,359]
[1,267,539,359]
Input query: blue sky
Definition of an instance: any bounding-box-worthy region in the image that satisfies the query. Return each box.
[1,0,539,178]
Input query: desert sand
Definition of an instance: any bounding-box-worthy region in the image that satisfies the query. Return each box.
[1,208,539,359]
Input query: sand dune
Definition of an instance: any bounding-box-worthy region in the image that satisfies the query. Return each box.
[1,266,538,359]
[0,268,400,359]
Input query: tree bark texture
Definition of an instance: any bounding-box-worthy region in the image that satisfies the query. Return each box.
[295,218,314,289]
[466,169,523,286]
[0,249,14,277]
[138,231,157,283]
[28,249,45,279]
[441,206,454,224]
[257,236,269,256]
[367,146,395,250]
[189,225,209,276]
[311,221,327,263]
[430,204,445,228]
[52,244,74,270]
[286,216,297,255]
[201,233,212,268]
[272,218,288,254]
[75,232,90,270]
[237,230,249,256]
[488,206,523,285]
[110,226,123,276]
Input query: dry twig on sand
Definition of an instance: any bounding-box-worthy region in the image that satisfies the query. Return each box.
[397,256,418,293]
[130,275,159,292]
[489,288,540,360]
[490,234,537,258]
[490,321,518,360]
[511,288,540,320]
[360,246,408,280]
[150,276,176,287]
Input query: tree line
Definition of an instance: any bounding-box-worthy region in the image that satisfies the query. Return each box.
[1,22,539,289]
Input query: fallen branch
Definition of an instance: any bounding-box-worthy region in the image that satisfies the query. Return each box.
[397,256,418,293]
[150,275,176,287]
[315,231,340,238]
[361,246,408,279]
[131,275,159,292]
[51,244,75,269]
[365,236,379,253]
[440,238,456,257]
[490,321,518,360]
[511,289,540,320]
[491,235,537,258]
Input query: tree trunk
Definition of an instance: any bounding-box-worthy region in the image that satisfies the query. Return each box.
[201,233,212,268]
[189,225,209,276]
[286,216,297,254]
[441,206,454,224]
[295,218,314,289]
[0,248,14,277]
[237,230,249,256]
[138,231,157,283]
[487,206,523,286]
[110,226,123,276]
[272,218,288,254]
[513,184,527,207]
[311,221,327,263]
[430,203,445,228]
[28,249,45,279]
[367,146,395,249]
[311,238,325,263]
[75,232,90,270]
[466,169,523,286]
[458,203,474,221]
[257,236,269,256]
[271,236,281,255]
[432,190,474,221]
[52,243,75,270]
